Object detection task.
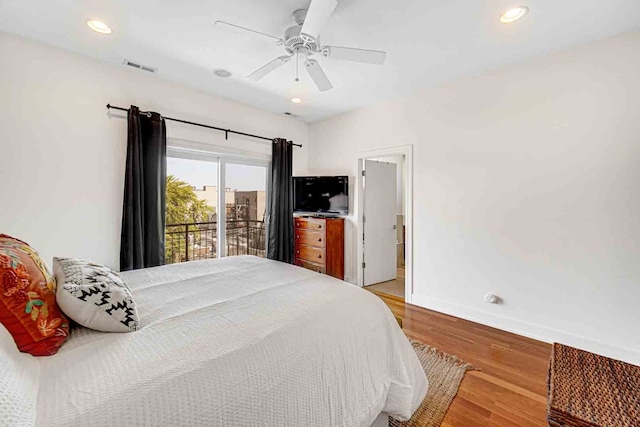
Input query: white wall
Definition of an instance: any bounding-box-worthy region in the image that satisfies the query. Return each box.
[0,32,309,270]
[308,31,640,364]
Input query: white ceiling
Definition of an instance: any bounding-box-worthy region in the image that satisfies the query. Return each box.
[2,0,639,122]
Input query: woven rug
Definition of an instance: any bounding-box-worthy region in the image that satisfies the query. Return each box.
[548,343,640,426]
[390,340,474,427]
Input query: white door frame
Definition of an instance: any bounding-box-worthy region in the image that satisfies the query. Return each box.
[356,144,413,303]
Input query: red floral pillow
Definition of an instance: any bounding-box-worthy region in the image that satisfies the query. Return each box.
[0,234,69,356]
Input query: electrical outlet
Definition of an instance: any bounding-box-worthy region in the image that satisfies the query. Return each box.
[484,293,500,304]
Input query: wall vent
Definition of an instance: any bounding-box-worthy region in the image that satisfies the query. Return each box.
[123,59,157,74]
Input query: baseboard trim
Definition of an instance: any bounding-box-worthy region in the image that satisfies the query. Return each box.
[410,294,640,366]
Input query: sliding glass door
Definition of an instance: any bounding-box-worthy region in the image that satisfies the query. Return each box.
[224,162,268,257]
[166,157,219,264]
[165,153,268,264]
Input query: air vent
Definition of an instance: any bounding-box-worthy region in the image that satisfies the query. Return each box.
[284,112,298,117]
[123,59,157,74]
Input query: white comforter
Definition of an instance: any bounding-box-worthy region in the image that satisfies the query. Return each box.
[35,256,427,426]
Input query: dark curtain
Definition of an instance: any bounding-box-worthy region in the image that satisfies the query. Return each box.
[267,138,294,263]
[120,105,167,271]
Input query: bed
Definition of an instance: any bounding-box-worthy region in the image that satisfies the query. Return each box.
[2,256,427,426]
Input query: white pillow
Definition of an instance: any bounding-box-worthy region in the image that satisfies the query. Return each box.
[0,324,39,427]
[53,258,139,333]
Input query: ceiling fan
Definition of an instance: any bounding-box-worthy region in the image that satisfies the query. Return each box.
[214,0,387,92]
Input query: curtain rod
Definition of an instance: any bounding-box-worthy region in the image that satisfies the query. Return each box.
[106,104,302,147]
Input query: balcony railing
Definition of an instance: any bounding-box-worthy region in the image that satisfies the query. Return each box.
[165,220,266,265]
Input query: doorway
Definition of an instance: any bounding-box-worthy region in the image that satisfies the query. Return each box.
[356,145,413,302]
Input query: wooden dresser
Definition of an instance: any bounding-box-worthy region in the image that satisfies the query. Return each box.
[294,217,344,280]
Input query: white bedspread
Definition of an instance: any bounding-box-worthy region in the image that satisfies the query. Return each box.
[35,256,427,426]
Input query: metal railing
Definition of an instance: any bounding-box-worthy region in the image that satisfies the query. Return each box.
[165,220,266,264]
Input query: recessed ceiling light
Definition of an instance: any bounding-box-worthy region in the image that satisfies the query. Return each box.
[86,19,112,34]
[290,97,302,104]
[213,69,232,78]
[500,6,529,23]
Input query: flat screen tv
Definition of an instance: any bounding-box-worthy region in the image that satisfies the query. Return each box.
[293,176,349,215]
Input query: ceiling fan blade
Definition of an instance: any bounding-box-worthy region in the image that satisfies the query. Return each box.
[305,59,333,92]
[247,56,291,81]
[214,20,280,42]
[322,46,387,65]
[300,0,337,42]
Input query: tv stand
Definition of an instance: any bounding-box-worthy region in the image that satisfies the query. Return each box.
[293,217,344,280]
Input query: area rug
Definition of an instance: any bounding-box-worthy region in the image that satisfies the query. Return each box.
[390,340,474,427]
[548,343,640,427]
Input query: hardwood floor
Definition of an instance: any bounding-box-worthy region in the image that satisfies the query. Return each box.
[371,291,551,427]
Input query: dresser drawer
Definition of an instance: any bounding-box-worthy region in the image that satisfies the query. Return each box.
[295,244,326,265]
[294,218,325,231]
[295,259,326,274]
[295,229,325,248]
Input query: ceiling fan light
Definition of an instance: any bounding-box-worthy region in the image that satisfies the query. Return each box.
[500,6,529,23]
[290,97,303,104]
[216,0,383,92]
[86,19,112,34]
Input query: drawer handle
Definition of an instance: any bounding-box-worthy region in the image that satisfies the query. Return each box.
[296,250,300,254]
[318,255,322,259]
[318,238,322,242]
[317,225,321,229]
[296,235,300,239]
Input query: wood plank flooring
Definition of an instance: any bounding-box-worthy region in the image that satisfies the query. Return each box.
[371,291,551,427]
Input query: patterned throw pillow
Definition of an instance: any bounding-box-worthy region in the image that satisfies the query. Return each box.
[53,258,139,332]
[0,234,69,356]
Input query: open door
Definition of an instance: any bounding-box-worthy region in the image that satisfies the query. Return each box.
[363,160,397,286]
